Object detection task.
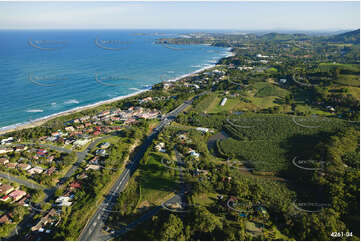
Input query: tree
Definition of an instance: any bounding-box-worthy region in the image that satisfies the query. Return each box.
[193,207,223,233]
[160,214,185,240]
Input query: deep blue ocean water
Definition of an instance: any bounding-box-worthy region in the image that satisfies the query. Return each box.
[0,30,230,130]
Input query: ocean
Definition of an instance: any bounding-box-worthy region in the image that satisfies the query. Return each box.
[0,30,231,131]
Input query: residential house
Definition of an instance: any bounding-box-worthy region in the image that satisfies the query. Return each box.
[100,142,110,149]
[15,145,28,152]
[17,196,28,206]
[73,139,90,147]
[6,163,18,169]
[86,164,101,171]
[0,147,13,154]
[0,214,12,224]
[55,196,72,207]
[37,149,47,156]
[8,190,26,201]
[31,209,59,231]
[0,137,14,145]
[0,195,10,202]
[0,184,14,195]
[69,181,81,190]
[188,150,200,159]
[65,126,75,132]
[95,149,107,156]
[46,167,56,176]
[89,156,100,165]
[28,166,44,174]
[155,143,166,153]
[220,98,228,106]
[17,163,31,171]
[196,127,209,133]
[0,158,9,165]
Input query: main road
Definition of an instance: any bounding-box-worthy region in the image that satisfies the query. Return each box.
[79,96,196,241]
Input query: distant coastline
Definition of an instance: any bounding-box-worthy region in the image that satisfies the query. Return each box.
[0,48,233,136]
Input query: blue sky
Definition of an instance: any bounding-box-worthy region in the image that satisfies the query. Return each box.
[0,1,359,30]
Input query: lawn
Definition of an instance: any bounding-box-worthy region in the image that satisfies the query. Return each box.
[319,63,360,73]
[207,97,242,113]
[334,74,360,87]
[191,192,218,207]
[137,153,179,205]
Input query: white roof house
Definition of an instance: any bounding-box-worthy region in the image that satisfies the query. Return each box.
[220,98,228,106]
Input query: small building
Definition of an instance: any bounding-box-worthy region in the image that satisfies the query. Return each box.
[0,184,14,195]
[0,214,11,224]
[86,164,101,171]
[17,163,31,171]
[46,167,56,176]
[6,163,18,169]
[28,166,44,174]
[220,98,228,106]
[0,195,10,202]
[65,126,75,132]
[69,181,82,189]
[15,145,28,152]
[100,142,110,149]
[155,142,166,153]
[8,190,26,201]
[55,196,72,207]
[95,149,107,156]
[196,127,209,133]
[0,147,13,154]
[0,158,9,165]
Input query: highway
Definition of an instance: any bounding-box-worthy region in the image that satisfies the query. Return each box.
[79,97,193,241]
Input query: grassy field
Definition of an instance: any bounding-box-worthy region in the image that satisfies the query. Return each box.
[191,192,218,207]
[252,82,289,98]
[137,152,179,205]
[334,74,360,87]
[319,63,360,73]
[192,82,291,113]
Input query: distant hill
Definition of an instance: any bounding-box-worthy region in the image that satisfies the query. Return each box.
[260,32,310,41]
[328,29,360,44]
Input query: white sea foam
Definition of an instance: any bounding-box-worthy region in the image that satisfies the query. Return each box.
[26,109,44,113]
[64,99,80,105]
[129,87,140,91]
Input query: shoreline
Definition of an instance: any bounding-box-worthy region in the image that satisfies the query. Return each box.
[0,48,232,136]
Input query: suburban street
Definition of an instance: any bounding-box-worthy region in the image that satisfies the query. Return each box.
[0,172,44,191]
[79,96,194,241]
[5,135,115,240]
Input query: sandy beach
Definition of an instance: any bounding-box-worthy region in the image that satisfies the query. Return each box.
[0,56,231,136]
